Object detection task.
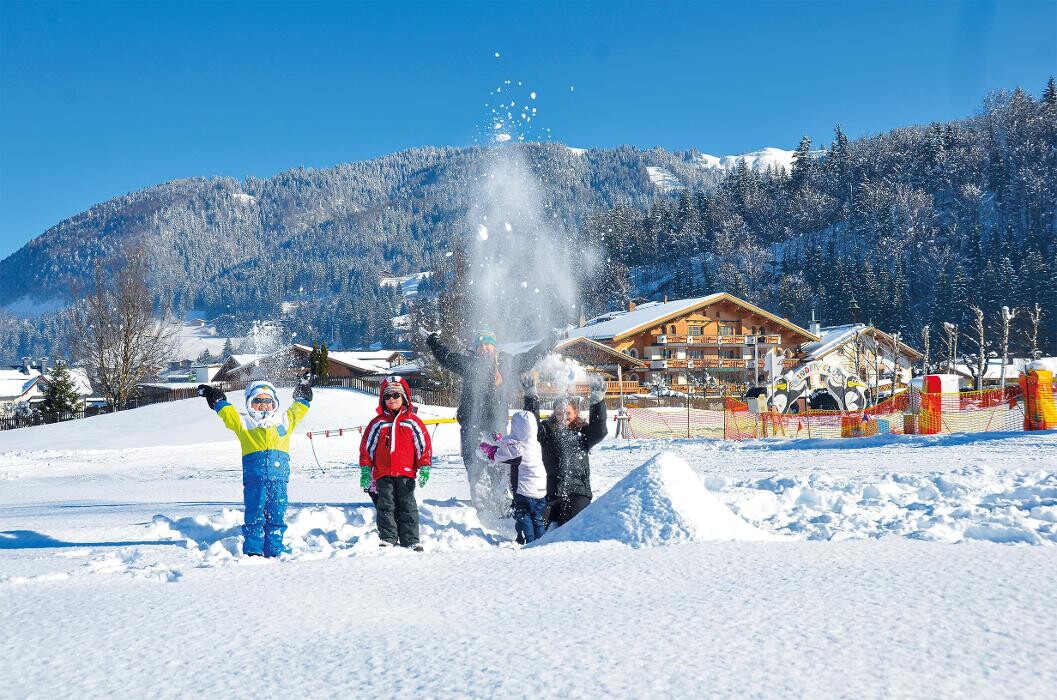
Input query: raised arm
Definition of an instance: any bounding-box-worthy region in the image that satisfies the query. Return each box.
[426,333,467,375]
[512,328,562,374]
[522,393,550,444]
[584,399,608,449]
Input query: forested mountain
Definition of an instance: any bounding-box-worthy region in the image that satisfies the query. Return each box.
[0,143,723,360]
[583,82,1057,357]
[1,81,1054,364]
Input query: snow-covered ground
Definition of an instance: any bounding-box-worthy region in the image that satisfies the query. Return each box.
[2,387,1056,697]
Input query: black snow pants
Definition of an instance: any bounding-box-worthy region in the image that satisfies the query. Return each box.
[375,476,420,547]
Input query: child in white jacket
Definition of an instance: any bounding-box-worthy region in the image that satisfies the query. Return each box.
[484,410,548,543]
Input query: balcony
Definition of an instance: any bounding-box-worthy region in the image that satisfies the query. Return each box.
[678,334,782,346]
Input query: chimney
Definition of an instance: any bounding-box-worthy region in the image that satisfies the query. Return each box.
[21,357,32,374]
[809,307,821,336]
[40,357,49,374]
[628,300,637,312]
[663,294,668,303]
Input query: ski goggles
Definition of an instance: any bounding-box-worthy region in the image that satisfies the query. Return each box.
[250,395,276,407]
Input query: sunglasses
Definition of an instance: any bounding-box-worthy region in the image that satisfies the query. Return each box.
[383,392,404,400]
[250,396,276,406]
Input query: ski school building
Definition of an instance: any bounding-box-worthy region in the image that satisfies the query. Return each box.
[569,293,818,393]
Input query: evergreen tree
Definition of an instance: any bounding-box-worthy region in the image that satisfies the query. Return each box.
[318,341,330,382]
[39,360,84,417]
[790,136,815,191]
[1042,76,1056,108]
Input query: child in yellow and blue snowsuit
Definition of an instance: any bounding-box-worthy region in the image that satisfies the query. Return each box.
[198,378,312,557]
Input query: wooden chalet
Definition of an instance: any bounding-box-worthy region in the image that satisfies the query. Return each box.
[569,293,820,391]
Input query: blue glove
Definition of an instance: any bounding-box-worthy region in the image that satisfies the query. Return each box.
[418,465,431,488]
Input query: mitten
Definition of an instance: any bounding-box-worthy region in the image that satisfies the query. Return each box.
[588,374,607,405]
[197,384,226,409]
[360,466,372,490]
[293,374,313,403]
[478,441,499,460]
[417,325,436,339]
[520,373,538,397]
[418,465,431,488]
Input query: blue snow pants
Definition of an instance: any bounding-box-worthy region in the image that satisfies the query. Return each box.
[513,493,547,544]
[243,478,289,556]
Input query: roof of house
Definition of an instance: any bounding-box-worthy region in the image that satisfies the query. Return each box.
[568,293,819,343]
[0,367,41,400]
[801,324,923,361]
[556,335,648,369]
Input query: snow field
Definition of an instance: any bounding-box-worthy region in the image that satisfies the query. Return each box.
[2,388,1057,696]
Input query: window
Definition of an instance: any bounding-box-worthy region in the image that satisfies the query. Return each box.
[669,325,676,335]
[688,325,703,336]
[628,374,639,382]
[719,323,736,336]
[720,349,739,359]
[628,348,638,358]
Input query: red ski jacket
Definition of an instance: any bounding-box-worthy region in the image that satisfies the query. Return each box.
[359,376,432,480]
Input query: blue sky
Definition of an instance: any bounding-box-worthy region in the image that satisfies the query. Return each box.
[1,0,1054,259]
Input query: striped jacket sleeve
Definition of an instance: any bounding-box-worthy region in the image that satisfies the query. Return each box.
[359,417,383,467]
[407,415,432,467]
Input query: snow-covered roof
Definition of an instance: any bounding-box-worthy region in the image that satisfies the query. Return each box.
[568,293,817,342]
[40,368,94,396]
[341,350,406,361]
[802,324,922,361]
[373,360,422,377]
[326,352,392,375]
[0,367,41,400]
[570,296,722,341]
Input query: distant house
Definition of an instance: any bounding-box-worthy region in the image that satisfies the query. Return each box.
[0,365,41,409]
[800,323,922,391]
[568,293,819,390]
[1,362,101,411]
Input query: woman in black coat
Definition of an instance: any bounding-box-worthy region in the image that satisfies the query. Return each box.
[524,382,607,528]
[425,327,558,510]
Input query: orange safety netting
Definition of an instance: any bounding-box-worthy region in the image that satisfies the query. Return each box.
[914,386,1024,435]
[622,406,727,439]
[719,386,1024,441]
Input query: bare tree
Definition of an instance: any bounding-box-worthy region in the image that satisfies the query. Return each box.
[68,247,177,411]
[999,305,1018,388]
[921,324,931,375]
[1023,303,1043,360]
[962,306,988,390]
[942,322,958,373]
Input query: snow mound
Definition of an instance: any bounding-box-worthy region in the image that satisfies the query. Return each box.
[535,452,773,547]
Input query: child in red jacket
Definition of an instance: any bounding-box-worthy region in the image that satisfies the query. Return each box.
[359,376,432,550]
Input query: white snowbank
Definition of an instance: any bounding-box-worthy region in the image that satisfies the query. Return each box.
[534,452,773,547]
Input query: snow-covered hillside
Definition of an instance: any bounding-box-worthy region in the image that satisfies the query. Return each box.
[695,146,800,174]
[2,391,1056,697]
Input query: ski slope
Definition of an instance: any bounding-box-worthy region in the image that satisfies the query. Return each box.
[2,387,1056,697]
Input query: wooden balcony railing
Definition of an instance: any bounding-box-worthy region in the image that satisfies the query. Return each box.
[656,334,782,346]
